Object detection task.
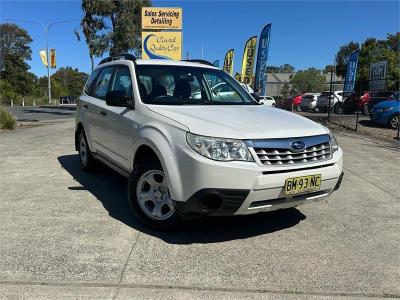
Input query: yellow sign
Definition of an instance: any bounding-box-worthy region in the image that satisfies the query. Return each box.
[142,32,182,60]
[142,7,182,30]
[50,48,56,68]
[241,36,257,85]
[39,50,48,67]
[223,49,234,75]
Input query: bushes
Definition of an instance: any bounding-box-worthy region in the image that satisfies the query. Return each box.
[0,107,17,130]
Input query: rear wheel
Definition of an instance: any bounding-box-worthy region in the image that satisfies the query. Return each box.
[334,103,343,114]
[78,130,96,172]
[362,104,369,115]
[128,161,181,229]
[388,114,399,129]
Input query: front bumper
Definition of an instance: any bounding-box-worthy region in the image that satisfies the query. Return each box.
[171,146,343,216]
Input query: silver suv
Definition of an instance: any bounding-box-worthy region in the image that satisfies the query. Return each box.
[76,54,344,229]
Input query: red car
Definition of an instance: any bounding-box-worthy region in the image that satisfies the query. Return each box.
[279,94,303,111]
[342,92,371,114]
[293,94,303,106]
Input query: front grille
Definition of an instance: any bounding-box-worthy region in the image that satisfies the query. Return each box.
[253,141,331,165]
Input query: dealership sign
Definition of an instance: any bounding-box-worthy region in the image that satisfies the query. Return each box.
[343,50,359,93]
[142,7,182,30]
[142,32,182,60]
[369,61,387,91]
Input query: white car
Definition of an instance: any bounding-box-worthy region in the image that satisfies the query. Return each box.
[258,96,276,107]
[316,91,344,113]
[300,93,320,111]
[76,55,344,229]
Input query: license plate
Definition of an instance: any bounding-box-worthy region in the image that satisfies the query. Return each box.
[284,174,321,195]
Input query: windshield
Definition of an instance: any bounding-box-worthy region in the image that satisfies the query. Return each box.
[136,65,255,105]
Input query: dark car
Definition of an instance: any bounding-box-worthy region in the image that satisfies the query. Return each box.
[367,91,399,113]
[279,94,302,111]
[342,92,371,114]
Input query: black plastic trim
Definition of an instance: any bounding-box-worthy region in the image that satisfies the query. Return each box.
[334,172,344,191]
[175,188,250,217]
[262,163,335,175]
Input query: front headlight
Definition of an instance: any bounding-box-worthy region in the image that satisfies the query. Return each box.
[330,133,339,153]
[186,133,253,161]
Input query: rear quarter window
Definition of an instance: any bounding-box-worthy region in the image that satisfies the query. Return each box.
[84,69,100,95]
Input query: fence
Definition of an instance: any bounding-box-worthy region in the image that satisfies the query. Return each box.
[273,78,400,142]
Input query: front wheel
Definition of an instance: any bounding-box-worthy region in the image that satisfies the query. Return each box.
[128,161,181,229]
[388,114,399,129]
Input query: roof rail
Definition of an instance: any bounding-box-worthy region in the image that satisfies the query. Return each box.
[182,59,215,66]
[98,53,137,65]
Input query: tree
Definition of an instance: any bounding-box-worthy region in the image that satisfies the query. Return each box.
[81,0,151,67]
[323,65,335,74]
[335,41,360,77]
[280,81,291,97]
[290,68,326,93]
[51,67,88,97]
[0,23,35,99]
[336,33,400,91]
[266,64,295,73]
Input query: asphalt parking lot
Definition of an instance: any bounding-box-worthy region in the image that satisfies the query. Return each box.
[0,118,399,299]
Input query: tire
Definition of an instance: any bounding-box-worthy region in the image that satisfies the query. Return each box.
[388,114,399,129]
[334,103,343,114]
[362,104,369,115]
[78,130,96,172]
[128,160,181,229]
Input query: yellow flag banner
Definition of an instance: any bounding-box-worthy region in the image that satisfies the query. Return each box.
[39,50,48,67]
[223,49,234,75]
[241,36,257,85]
[50,49,56,68]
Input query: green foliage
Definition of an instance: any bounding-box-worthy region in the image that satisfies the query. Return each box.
[323,65,335,74]
[335,41,360,77]
[80,0,151,67]
[0,23,35,99]
[266,64,295,73]
[290,68,326,93]
[51,67,88,97]
[0,106,17,130]
[335,33,400,91]
[280,81,291,98]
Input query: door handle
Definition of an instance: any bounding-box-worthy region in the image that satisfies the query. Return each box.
[83,104,88,109]
[100,111,107,116]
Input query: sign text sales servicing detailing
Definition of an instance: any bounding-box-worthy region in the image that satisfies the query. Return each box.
[142,7,182,30]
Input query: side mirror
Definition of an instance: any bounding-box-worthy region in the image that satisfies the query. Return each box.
[251,93,261,101]
[106,90,132,108]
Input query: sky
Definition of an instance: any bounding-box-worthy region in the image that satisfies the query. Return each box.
[1,0,399,77]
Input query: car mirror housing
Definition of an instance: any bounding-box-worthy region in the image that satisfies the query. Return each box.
[106,90,133,108]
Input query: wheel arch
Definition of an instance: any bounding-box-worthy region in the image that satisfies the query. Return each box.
[131,126,185,201]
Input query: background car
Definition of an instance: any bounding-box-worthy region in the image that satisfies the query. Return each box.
[257,96,276,107]
[316,91,344,113]
[367,91,399,113]
[299,93,321,112]
[279,94,300,111]
[370,99,400,129]
[342,92,371,114]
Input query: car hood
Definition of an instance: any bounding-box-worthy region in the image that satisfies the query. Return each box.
[147,105,329,139]
[374,100,400,110]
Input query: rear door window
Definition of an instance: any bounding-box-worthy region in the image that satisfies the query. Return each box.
[92,67,114,100]
[84,69,100,95]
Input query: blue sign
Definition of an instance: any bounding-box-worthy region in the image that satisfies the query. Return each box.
[254,24,271,95]
[344,50,360,93]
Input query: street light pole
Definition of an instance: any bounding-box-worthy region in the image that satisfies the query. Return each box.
[6,18,79,104]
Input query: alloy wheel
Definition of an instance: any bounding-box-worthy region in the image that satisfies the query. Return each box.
[136,170,175,220]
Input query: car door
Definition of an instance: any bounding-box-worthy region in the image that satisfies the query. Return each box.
[97,65,138,169]
[88,66,114,155]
